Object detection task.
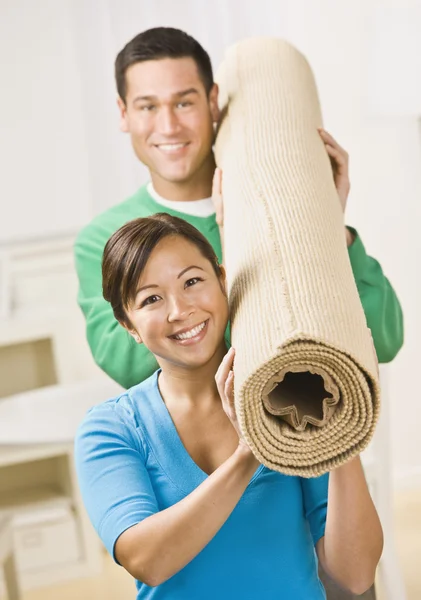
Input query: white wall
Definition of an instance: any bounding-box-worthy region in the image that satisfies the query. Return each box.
[0,0,92,242]
[1,0,419,487]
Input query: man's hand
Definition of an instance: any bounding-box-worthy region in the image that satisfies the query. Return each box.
[212,167,224,227]
[318,128,350,213]
[212,167,225,259]
[318,128,354,246]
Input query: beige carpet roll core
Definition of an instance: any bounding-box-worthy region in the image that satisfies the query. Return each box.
[214,38,380,477]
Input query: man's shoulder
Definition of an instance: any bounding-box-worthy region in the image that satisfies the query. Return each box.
[75,185,155,250]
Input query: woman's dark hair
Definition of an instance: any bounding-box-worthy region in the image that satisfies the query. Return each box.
[115,27,214,103]
[102,213,222,326]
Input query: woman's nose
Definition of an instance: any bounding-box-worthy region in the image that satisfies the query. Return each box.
[167,295,194,322]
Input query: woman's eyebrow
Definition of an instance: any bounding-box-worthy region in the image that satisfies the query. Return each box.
[177,266,205,279]
[134,266,204,296]
[135,283,158,296]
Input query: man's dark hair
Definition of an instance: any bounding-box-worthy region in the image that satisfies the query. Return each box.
[115,27,214,103]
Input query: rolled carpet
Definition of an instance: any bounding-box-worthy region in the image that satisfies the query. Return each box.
[214,37,380,477]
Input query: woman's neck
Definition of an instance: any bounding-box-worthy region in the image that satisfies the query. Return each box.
[158,343,227,410]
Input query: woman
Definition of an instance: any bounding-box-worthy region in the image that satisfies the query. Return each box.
[75,212,383,600]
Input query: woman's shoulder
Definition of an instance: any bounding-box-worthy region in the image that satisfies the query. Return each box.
[77,371,161,447]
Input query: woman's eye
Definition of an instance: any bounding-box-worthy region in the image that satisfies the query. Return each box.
[140,295,160,307]
[185,277,202,288]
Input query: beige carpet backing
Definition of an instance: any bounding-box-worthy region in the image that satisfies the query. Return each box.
[214,38,380,477]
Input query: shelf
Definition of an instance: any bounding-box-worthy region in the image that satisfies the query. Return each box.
[0,485,72,517]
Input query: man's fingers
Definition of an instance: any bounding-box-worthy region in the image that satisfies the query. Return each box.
[325,144,347,168]
[212,168,224,227]
[318,129,348,161]
[212,167,223,198]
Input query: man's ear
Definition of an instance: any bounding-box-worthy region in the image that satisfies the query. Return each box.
[209,83,220,125]
[120,321,142,344]
[117,96,129,133]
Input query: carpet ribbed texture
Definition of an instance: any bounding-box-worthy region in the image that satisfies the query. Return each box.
[214,38,380,477]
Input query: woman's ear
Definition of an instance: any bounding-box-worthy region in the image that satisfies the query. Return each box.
[218,265,227,296]
[120,321,143,344]
[131,331,143,344]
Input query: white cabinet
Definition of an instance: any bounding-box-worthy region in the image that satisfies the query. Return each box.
[13,502,81,573]
[0,444,103,594]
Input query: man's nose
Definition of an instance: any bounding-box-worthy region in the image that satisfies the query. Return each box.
[156,106,181,136]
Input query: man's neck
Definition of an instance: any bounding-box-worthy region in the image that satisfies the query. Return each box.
[150,157,216,202]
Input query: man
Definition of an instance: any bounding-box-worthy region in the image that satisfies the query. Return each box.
[74,26,402,600]
[74,27,403,391]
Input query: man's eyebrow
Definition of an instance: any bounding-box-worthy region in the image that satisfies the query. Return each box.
[134,266,204,296]
[132,88,200,104]
[175,88,200,98]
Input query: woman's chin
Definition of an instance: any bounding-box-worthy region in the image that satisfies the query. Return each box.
[160,344,224,372]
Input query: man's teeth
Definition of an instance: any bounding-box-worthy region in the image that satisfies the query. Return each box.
[174,322,206,340]
[158,143,186,151]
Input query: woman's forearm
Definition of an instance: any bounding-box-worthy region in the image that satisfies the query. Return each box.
[319,456,383,595]
[116,444,259,586]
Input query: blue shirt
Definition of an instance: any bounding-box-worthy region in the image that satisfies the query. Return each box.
[75,371,328,599]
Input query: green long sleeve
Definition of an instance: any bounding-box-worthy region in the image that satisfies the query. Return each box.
[347,227,404,363]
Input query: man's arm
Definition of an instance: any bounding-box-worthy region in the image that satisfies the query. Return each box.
[74,226,158,388]
[319,129,404,363]
[347,228,404,363]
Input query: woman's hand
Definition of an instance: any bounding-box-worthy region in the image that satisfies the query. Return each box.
[215,347,250,452]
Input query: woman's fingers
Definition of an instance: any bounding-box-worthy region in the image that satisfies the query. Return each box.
[215,347,235,399]
[224,370,234,404]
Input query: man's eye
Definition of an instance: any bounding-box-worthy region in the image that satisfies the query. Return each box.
[140,105,155,111]
[185,277,202,288]
[141,295,160,307]
[177,101,192,108]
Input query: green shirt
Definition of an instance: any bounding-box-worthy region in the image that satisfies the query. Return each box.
[74,185,404,388]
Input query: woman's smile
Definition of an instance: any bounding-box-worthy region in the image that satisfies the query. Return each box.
[169,319,209,345]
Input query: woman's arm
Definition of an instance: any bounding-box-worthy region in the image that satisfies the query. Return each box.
[116,444,258,587]
[116,348,259,587]
[316,456,383,595]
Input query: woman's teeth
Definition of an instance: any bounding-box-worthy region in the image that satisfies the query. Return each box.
[174,321,206,340]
